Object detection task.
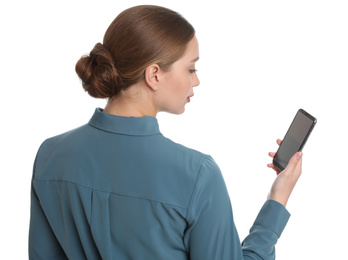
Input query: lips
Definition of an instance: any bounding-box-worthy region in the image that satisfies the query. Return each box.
[187,93,194,102]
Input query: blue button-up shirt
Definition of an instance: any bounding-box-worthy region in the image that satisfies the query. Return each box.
[29,108,290,259]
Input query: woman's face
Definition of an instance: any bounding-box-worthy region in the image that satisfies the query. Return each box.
[156,36,200,114]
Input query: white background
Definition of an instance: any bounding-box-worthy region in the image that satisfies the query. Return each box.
[1,0,347,259]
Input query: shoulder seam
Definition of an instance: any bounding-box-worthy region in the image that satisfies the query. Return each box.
[185,155,210,219]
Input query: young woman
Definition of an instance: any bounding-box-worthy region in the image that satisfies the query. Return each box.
[29,5,302,259]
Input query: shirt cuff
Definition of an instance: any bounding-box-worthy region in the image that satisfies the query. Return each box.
[253,200,291,238]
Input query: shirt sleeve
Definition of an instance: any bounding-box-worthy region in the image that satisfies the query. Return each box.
[28,150,67,260]
[183,156,290,260]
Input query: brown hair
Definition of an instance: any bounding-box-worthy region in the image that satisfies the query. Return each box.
[75,5,195,99]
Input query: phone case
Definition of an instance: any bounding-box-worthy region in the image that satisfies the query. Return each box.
[273,109,317,171]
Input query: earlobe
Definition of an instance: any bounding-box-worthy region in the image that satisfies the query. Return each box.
[145,64,160,91]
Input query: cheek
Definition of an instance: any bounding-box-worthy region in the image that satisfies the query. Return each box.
[176,82,191,102]
[169,78,190,97]
[179,75,193,93]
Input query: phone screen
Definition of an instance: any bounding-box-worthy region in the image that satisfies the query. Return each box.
[273,109,316,171]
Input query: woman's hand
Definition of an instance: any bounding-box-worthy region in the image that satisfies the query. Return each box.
[267,139,303,207]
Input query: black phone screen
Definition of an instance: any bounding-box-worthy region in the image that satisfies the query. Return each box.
[273,109,316,171]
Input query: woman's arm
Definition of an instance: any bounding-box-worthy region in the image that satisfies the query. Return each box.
[28,151,67,260]
[184,154,299,259]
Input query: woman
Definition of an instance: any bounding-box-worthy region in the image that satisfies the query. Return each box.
[29,5,302,259]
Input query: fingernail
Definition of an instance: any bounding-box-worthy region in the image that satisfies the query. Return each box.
[296,152,303,158]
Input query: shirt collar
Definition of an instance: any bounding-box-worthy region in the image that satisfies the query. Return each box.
[88,108,161,136]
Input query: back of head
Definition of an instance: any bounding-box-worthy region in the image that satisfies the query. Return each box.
[75,5,195,99]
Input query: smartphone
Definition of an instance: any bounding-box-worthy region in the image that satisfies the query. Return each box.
[273,109,317,171]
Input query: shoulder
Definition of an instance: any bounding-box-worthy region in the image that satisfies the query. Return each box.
[160,135,209,160]
[156,135,217,174]
[38,123,94,153]
[150,136,225,208]
[158,135,223,186]
[34,124,91,172]
[165,136,220,171]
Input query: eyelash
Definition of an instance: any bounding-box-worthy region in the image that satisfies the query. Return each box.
[189,69,198,74]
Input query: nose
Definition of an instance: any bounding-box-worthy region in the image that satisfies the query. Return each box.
[193,72,200,87]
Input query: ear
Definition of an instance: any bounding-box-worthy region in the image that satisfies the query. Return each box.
[144,64,161,91]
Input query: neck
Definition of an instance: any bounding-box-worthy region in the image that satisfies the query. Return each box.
[103,82,157,117]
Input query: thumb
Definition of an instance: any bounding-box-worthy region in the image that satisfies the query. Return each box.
[286,151,303,171]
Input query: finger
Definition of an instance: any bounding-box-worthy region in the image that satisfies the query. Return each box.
[276,139,282,146]
[267,163,281,175]
[268,152,276,158]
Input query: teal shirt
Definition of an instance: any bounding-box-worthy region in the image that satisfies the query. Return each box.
[29,108,290,259]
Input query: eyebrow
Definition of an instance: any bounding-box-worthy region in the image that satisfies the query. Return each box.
[191,57,199,63]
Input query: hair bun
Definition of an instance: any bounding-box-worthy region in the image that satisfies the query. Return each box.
[75,43,123,98]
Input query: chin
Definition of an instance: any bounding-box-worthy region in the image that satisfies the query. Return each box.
[166,107,186,115]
